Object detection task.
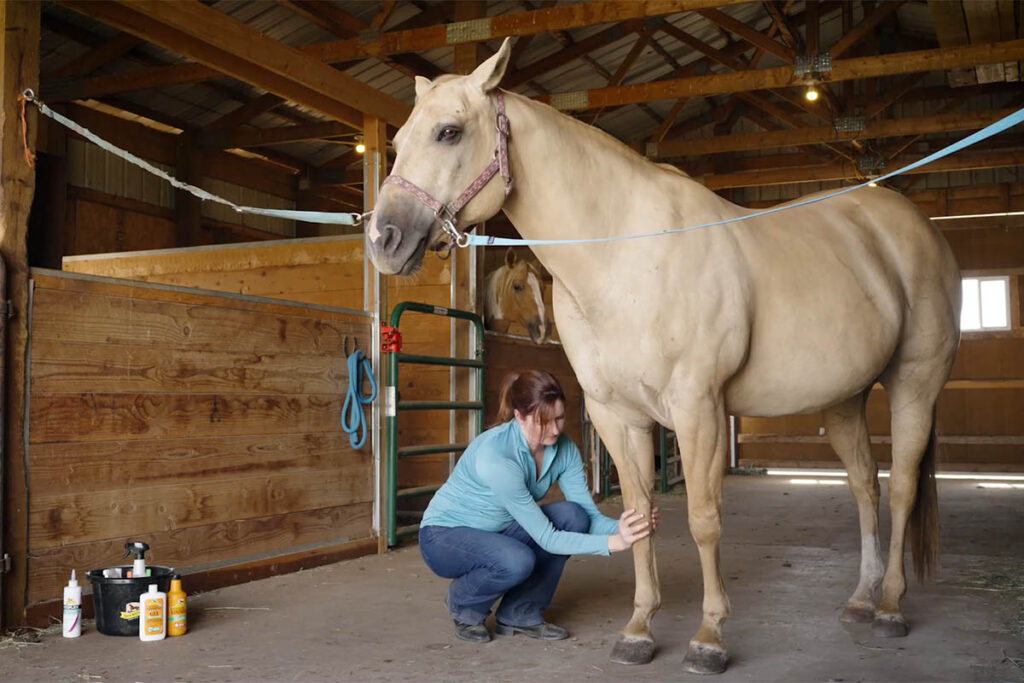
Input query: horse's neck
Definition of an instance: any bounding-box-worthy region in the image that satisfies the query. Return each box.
[498,93,738,286]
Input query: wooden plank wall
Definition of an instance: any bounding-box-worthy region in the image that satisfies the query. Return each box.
[61,236,464,519]
[26,271,374,620]
[738,221,1024,471]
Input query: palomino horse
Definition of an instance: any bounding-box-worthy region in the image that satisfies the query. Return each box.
[484,248,549,343]
[366,39,960,674]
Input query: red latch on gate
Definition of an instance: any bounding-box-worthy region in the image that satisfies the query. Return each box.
[380,323,402,353]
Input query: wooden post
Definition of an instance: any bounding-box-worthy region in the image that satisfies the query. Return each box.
[363,114,388,554]
[174,130,203,246]
[0,0,39,629]
[452,2,485,463]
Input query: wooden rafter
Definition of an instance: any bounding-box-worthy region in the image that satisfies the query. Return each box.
[694,8,796,63]
[537,39,1024,111]
[203,94,286,133]
[762,1,802,53]
[61,0,409,128]
[585,29,654,125]
[44,32,142,79]
[275,0,443,79]
[701,149,1024,189]
[828,0,904,59]
[650,107,1024,157]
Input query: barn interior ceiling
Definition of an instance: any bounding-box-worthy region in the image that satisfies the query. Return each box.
[36,0,1024,217]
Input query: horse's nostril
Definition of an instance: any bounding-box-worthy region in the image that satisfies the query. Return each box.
[380,225,402,253]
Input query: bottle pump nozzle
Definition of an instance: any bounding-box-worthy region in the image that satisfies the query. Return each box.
[124,541,150,560]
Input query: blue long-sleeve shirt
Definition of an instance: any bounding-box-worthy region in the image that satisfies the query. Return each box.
[421,420,619,556]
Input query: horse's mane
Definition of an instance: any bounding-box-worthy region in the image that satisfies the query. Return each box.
[503,89,694,185]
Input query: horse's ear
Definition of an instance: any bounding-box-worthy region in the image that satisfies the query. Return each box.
[414,76,433,102]
[470,37,513,93]
[504,247,517,268]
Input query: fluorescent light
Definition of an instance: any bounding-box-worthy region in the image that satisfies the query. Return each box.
[932,210,1024,221]
[765,469,1024,482]
[789,479,846,486]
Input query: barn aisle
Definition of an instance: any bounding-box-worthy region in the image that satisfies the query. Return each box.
[2,476,1021,683]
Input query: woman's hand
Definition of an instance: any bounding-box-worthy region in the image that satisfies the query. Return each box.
[608,509,652,552]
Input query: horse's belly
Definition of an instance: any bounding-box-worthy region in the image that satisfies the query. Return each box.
[725,327,898,417]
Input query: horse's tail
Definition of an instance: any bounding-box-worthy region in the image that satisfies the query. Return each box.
[908,410,939,582]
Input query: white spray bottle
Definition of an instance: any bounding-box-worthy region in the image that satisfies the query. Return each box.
[62,569,82,638]
[124,541,151,578]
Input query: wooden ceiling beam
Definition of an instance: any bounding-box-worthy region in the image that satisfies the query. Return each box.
[694,8,796,63]
[275,0,443,79]
[306,0,750,62]
[45,32,142,79]
[701,149,1024,189]
[198,121,352,150]
[761,1,803,53]
[61,0,409,128]
[652,107,1023,157]
[504,22,642,89]
[828,0,904,59]
[539,38,1024,111]
[203,93,286,132]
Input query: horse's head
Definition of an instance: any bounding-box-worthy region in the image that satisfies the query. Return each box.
[486,248,549,344]
[365,39,514,275]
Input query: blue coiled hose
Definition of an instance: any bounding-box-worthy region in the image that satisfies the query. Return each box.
[341,348,377,450]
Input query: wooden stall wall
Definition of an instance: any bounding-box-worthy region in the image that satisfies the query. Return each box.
[738,219,1024,472]
[25,270,374,625]
[62,237,465,525]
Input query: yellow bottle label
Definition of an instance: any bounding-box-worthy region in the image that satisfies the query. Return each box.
[168,596,187,635]
[143,598,164,635]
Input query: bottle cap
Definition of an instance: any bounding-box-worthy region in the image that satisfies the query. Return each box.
[149,584,157,592]
[68,569,78,587]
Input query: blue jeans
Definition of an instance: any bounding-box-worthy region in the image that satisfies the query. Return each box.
[418,501,590,627]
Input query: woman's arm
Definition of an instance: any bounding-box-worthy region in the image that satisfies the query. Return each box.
[556,442,620,536]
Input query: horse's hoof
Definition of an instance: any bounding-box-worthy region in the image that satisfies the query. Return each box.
[682,642,728,675]
[609,636,656,666]
[872,613,909,638]
[840,604,875,623]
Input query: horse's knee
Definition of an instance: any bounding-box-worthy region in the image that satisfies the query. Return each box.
[687,507,721,546]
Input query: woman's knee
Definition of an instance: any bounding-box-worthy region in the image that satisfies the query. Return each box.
[548,501,590,533]
[495,544,536,584]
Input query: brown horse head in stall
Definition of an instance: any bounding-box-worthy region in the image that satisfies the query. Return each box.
[366,38,961,674]
[484,248,548,343]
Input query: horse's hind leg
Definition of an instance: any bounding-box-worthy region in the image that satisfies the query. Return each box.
[874,365,944,637]
[824,391,883,623]
[585,398,660,666]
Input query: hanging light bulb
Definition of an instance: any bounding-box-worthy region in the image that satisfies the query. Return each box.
[804,85,820,102]
[355,141,366,154]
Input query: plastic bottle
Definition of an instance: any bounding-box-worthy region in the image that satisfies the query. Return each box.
[124,541,151,578]
[167,576,187,637]
[62,569,82,638]
[139,584,166,642]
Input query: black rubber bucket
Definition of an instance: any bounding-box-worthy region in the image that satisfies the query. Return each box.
[86,566,174,636]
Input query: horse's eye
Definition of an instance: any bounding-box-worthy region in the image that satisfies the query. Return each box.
[437,126,461,143]
[513,283,523,292]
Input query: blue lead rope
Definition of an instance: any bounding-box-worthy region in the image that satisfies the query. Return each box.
[341,349,377,450]
[23,89,1024,244]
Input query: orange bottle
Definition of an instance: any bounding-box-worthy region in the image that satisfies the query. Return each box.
[167,576,187,636]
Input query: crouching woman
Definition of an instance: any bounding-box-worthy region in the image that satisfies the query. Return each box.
[418,369,656,643]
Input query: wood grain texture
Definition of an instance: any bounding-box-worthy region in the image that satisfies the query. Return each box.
[27,502,372,603]
[30,463,372,547]
[29,432,366,495]
[31,340,349,395]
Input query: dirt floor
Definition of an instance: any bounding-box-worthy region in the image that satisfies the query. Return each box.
[2,475,1023,683]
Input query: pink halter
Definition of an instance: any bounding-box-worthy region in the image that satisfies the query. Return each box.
[381,91,513,247]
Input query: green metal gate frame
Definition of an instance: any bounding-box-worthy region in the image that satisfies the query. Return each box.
[385,301,485,547]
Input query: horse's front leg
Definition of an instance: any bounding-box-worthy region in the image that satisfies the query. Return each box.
[585,398,659,666]
[672,392,731,675]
